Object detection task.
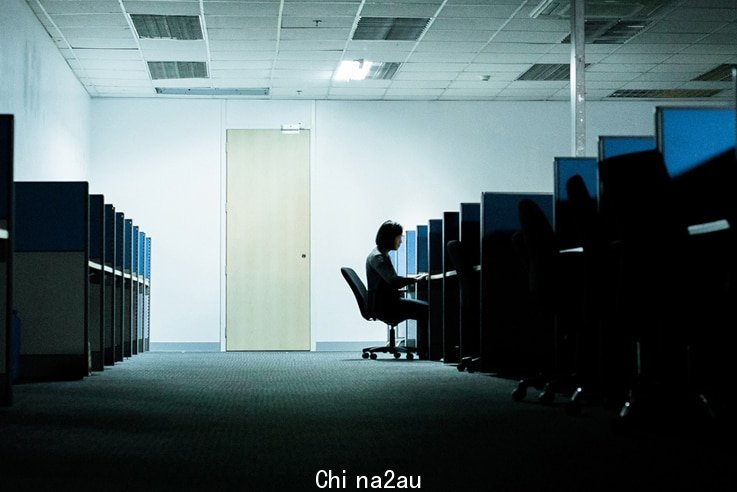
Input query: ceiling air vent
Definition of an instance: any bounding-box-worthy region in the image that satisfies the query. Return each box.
[693,64,736,82]
[353,17,430,41]
[148,61,208,80]
[530,0,668,19]
[155,88,270,96]
[518,63,591,81]
[608,89,721,98]
[561,19,650,43]
[131,14,203,40]
[368,62,401,80]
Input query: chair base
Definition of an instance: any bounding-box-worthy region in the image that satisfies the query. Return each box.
[361,326,418,360]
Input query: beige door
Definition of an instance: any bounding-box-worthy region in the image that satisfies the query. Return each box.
[226,129,310,350]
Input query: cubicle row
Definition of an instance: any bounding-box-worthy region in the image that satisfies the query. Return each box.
[1,114,152,406]
[385,104,735,419]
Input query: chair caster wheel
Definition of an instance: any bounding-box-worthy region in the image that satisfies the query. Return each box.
[467,365,476,373]
[370,353,377,360]
[512,386,526,402]
[539,388,555,405]
[406,353,414,360]
[457,364,465,372]
[362,352,369,359]
[393,352,401,359]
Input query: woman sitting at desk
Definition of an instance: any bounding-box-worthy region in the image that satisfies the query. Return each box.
[366,220,428,326]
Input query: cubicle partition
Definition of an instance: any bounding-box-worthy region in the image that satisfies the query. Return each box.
[137,230,146,353]
[415,225,428,358]
[144,236,151,351]
[132,225,139,355]
[123,219,133,357]
[15,181,90,381]
[103,204,116,366]
[0,115,13,405]
[479,192,553,375]
[88,194,105,371]
[426,219,444,361]
[114,212,126,362]
[442,211,460,364]
[403,230,417,349]
[458,202,481,364]
[553,157,598,251]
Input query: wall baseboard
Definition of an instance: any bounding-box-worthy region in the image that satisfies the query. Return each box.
[149,342,220,352]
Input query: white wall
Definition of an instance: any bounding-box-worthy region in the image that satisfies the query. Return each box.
[89,97,664,348]
[0,0,90,181]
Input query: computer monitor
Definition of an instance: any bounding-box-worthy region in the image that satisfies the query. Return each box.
[553,157,597,250]
[598,135,656,161]
[656,106,736,178]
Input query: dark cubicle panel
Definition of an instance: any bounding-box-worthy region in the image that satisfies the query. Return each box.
[103,204,116,366]
[14,181,90,381]
[0,115,13,405]
[458,203,481,363]
[480,192,553,375]
[88,194,105,371]
[137,230,146,353]
[553,157,598,251]
[115,212,125,362]
[132,225,139,355]
[123,219,133,357]
[442,211,460,364]
[427,219,443,361]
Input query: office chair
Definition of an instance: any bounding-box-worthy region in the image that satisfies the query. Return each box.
[510,198,586,411]
[446,240,481,373]
[340,267,417,360]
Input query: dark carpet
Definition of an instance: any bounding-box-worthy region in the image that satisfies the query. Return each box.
[0,352,734,491]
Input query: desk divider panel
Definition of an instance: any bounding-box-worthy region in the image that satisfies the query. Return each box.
[144,236,151,351]
[132,225,139,355]
[553,157,598,251]
[598,135,656,161]
[480,192,553,375]
[137,230,145,353]
[114,212,125,361]
[103,204,116,365]
[14,181,90,381]
[427,219,443,361]
[403,230,418,350]
[0,115,13,405]
[459,202,481,362]
[442,211,460,364]
[414,225,428,357]
[88,194,105,371]
[123,219,133,357]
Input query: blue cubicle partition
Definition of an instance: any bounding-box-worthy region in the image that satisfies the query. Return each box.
[15,181,90,381]
[427,219,444,361]
[656,106,736,178]
[0,115,13,405]
[479,192,553,375]
[598,135,656,161]
[416,225,428,274]
[442,211,460,364]
[144,236,151,351]
[114,212,125,361]
[137,229,146,353]
[553,157,598,250]
[405,230,417,275]
[89,194,105,371]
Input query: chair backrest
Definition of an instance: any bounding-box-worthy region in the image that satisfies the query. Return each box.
[340,267,371,321]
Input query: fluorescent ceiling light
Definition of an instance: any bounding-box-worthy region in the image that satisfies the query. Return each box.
[334,60,373,81]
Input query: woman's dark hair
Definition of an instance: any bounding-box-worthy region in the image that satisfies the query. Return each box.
[375,220,403,252]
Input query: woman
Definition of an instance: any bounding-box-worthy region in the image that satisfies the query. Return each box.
[365,220,428,325]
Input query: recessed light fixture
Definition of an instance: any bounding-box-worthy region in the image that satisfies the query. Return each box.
[334,59,373,81]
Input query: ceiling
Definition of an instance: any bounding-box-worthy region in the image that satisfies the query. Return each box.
[25,0,737,101]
